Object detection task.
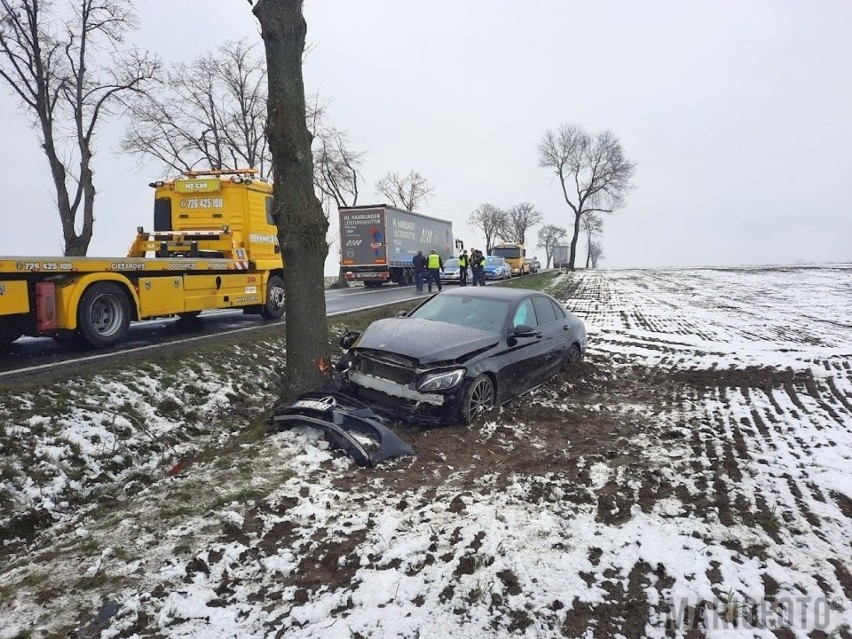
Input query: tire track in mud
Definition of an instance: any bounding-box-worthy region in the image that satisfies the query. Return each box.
[555,269,852,630]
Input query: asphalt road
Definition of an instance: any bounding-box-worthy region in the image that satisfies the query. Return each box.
[0,282,463,382]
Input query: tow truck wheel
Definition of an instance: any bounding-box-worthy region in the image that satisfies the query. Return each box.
[77,282,131,348]
[261,275,286,319]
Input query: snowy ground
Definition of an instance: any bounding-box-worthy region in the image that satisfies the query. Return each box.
[1,266,850,638]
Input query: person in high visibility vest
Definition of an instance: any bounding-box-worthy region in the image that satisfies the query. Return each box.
[426,249,443,292]
[458,250,469,286]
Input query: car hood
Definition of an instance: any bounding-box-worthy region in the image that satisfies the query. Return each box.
[353,317,499,365]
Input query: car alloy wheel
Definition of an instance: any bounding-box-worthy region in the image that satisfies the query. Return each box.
[567,343,582,365]
[461,374,495,424]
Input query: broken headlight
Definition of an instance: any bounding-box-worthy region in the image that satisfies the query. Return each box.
[417,368,466,392]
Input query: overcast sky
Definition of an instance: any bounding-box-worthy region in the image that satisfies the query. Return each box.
[2,0,850,272]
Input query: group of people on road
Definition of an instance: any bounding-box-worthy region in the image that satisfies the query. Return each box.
[412,249,443,292]
[412,247,487,293]
[465,249,487,286]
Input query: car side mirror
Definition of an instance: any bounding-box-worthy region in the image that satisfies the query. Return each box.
[339,330,361,350]
[512,324,536,337]
[395,310,409,317]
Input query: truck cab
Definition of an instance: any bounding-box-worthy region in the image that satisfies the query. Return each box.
[490,243,529,276]
[146,170,280,267]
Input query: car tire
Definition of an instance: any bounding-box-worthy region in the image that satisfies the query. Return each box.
[77,282,131,348]
[261,275,286,319]
[459,374,495,424]
[564,343,583,369]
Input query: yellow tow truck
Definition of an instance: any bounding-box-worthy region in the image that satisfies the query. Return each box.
[0,169,284,349]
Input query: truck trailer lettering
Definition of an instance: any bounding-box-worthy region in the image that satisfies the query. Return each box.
[110,263,147,271]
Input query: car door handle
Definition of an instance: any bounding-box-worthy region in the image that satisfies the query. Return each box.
[563,325,570,330]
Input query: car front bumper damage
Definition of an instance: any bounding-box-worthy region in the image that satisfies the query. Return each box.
[269,390,413,467]
[336,367,466,425]
[347,370,445,406]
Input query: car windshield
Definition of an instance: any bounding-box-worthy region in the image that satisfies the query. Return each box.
[409,294,510,333]
[485,257,504,266]
[445,259,459,268]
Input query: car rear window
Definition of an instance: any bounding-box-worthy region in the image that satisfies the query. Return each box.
[551,300,567,319]
[533,296,558,324]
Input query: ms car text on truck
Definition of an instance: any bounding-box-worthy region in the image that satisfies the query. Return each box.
[0,169,285,350]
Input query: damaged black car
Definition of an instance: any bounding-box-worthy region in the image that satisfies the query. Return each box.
[335,287,587,425]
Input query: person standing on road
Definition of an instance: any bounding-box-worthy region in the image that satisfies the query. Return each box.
[472,250,486,286]
[458,250,469,286]
[412,250,427,292]
[426,249,443,292]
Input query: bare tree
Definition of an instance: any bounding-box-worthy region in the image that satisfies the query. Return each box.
[375,170,433,211]
[588,241,604,268]
[468,203,507,254]
[122,39,271,179]
[313,126,363,208]
[0,0,158,255]
[538,124,635,270]
[312,125,364,288]
[581,212,603,269]
[122,39,330,183]
[536,224,567,268]
[503,202,543,245]
[254,0,329,399]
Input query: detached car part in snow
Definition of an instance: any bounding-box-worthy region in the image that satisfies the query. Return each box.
[269,391,413,467]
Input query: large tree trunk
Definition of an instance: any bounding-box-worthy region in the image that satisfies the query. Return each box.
[568,211,582,271]
[254,0,330,399]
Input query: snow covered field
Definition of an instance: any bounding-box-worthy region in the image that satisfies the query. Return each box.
[1,266,850,638]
